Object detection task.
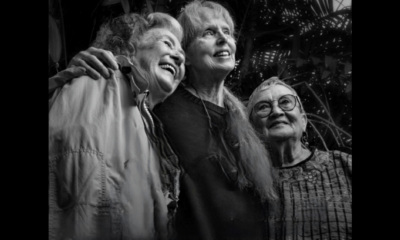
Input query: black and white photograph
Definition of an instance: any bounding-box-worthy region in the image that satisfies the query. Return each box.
[48,0,352,239]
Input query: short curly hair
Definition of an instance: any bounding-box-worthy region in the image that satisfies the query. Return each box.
[91,12,183,57]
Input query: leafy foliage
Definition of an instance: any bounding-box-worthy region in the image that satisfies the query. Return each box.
[225,0,352,152]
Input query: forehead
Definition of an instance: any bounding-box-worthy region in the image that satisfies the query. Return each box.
[253,84,293,103]
[142,28,180,44]
[199,12,230,30]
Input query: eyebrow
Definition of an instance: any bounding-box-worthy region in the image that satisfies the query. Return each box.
[255,94,295,104]
[255,100,272,106]
[204,21,231,31]
[165,35,186,57]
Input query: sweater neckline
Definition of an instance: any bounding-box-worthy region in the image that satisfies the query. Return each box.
[278,148,316,169]
[177,84,228,115]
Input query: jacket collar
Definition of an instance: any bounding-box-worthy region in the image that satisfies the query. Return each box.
[115,55,149,100]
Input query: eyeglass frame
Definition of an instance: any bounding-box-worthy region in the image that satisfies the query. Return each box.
[251,94,300,118]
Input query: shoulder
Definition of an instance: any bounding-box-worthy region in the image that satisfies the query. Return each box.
[330,150,352,167]
[57,70,126,103]
[314,149,351,162]
[154,85,189,113]
[314,149,352,174]
[49,70,131,122]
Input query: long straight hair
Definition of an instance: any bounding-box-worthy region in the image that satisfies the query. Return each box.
[223,87,278,201]
[177,0,278,201]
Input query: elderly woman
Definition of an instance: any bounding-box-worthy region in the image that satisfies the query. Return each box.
[52,1,277,239]
[247,77,352,240]
[49,12,185,240]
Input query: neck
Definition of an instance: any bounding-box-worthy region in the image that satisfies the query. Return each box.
[147,95,156,110]
[268,139,311,168]
[185,68,228,107]
[147,92,166,110]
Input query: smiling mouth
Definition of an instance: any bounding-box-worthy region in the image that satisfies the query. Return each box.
[160,64,176,77]
[214,50,230,57]
[269,121,287,128]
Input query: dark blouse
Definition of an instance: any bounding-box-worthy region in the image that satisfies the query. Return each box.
[153,85,266,240]
[265,149,352,240]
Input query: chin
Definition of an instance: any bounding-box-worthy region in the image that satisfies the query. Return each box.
[267,129,294,141]
[157,77,175,94]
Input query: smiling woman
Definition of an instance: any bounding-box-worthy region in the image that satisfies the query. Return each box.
[48,12,186,240]
[250,84,307,146]
[184,13,236,78]
[90,13,185,108]
[132,28,185,106]
[247,77,352,240]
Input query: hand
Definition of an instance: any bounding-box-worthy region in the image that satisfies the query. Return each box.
[67,47,119,79]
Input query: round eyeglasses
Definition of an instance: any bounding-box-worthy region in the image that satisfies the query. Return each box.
[252,94,298,118]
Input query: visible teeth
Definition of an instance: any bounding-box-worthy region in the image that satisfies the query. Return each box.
[160,64,176,76]
[215,51,229,57]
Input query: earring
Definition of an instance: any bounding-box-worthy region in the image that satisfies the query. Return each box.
[301,131,309,148]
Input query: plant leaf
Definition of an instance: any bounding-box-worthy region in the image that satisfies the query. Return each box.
[296,58,305,67]
[311,56,320,65]
[344,61,352,74]
[49,15,61,63]
[324,55,332,68]
[102,0,121,6]
[321,70,330,79]
[345,81,352,93]
[146,0,154,13]
[121,0,130,14]
[329,58,337,72]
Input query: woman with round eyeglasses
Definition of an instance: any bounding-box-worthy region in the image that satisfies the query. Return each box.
[247,76,352,240]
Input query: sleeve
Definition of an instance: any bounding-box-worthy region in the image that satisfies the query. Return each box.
[332,150,352,182]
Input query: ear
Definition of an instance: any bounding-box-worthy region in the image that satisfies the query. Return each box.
[301,113,307,132]
[127,42,136,56]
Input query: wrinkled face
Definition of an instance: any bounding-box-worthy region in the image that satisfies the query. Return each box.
[250,85,307,143]
[185,13,236,75]
[134,28,185,98]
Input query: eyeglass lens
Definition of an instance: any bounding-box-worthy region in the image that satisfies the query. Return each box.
[255,95,296,117]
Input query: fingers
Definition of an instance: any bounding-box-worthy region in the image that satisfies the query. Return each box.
[68,47,118,79]
[94,48,118,71]
[75,59,101,80]
[86,54,111,78]
[87,47,118,70]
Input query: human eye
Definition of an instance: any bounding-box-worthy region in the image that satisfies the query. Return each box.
[279,96,294,108]
[162,39,173,48]
[203,29,214,36]
[223,28,231,35]
[256,103,271,111]
[280,98,290,105]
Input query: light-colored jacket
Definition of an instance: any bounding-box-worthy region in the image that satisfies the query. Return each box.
[49,56,180,240]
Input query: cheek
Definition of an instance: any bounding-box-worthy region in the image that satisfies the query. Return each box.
[137,53,152,71]
[286,112,304,131]
[229,39,237,54]
[178,65,185,80]
[253,116,267,132]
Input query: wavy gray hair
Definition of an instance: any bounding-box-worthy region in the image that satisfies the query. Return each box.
[91,12,183,57]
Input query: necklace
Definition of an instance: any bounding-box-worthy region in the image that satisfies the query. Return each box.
[189,83,213,130]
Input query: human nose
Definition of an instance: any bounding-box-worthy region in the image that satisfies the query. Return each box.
[171,50,184,66]
[269,102,284,118]
[216,31,228,45]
